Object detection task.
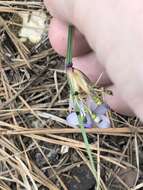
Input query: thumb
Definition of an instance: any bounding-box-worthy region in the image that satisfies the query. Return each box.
[44,0,96,51]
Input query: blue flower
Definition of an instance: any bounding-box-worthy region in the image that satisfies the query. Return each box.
[66,112,94,128]
[66,96,110,129]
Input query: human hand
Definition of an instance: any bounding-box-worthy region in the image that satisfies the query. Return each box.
[44,0,143,120]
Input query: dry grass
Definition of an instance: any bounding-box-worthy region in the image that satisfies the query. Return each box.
[0,1,143,190]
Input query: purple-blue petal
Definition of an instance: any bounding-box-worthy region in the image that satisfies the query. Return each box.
[84,114,94,128]
[86,96,98,112]
[66,112,79,127]
[66,112,94,128]
[84,123,93,128]
[96,115,110,129]
[95,103,109,115]
[79,101,86,116]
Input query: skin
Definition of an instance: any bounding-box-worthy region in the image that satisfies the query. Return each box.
[44,0,143,119]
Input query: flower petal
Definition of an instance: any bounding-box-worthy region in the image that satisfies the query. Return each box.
[79,101,86,116]
[84,123,93,128]
[96,115,110,129]
[84,114,94,128]
[95,103,109,115]
[66,112,79,127]
[86,96,98,112]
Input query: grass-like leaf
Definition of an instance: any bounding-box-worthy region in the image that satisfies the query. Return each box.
[65,25,104,189]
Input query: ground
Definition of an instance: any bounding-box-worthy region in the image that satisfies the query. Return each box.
[0,1,143,190]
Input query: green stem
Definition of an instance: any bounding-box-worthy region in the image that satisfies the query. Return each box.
[66,26,102,189]
[65,25,73,66]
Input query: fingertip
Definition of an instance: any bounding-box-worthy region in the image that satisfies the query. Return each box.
[48,18,91,57]
[48,18,68,56]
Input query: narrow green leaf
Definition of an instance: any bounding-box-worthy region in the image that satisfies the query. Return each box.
[65,25,73,66]
[66,25,102,189]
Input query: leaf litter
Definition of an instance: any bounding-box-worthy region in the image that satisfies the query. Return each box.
[0,1,143,190]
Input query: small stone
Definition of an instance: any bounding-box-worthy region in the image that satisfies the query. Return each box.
[62,164,96,190]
